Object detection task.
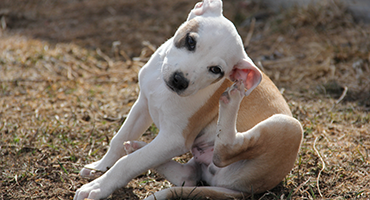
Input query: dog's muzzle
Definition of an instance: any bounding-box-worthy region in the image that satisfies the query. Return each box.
[165,71,189,94]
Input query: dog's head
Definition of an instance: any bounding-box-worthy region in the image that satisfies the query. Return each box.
[161,0,261,97]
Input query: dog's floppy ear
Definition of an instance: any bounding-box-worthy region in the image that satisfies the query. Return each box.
[229,58,262,96]
[187,0,223,21]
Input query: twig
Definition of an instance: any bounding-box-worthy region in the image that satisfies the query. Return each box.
[119,50,132,66]
[112,41,121,60]
[331,86,348,111]
[1,16,6,29]
[313,136,325,198]
[292,177,311,196]
[13,174,27,193]
[261,56,296,65]
[335,86,348,104]
[142,41,157,52]
[244,18,256,48]
[96,48,113,69]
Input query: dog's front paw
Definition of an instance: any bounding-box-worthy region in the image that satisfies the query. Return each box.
[123,141,147,154]
[74,176,112,200]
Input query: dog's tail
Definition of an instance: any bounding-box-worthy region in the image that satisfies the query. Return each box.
[144,186,250,200]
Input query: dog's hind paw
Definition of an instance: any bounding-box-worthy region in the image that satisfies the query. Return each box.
[79,167,96,177]
[123,141,147,154]
[79,161,108,178]
[220,80,245,105]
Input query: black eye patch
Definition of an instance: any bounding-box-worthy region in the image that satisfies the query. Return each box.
[185,33,196,51]
[173,19,199,50]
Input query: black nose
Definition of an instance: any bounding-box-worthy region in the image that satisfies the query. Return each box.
[169,71,189,92]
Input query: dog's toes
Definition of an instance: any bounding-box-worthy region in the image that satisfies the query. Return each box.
[229,80,245,96]
[80,168,93,177]
[123,141,135,154]
[124,141,147,154]
[80,167,96,178]
[226,82,244,101]
[220,81,245,105]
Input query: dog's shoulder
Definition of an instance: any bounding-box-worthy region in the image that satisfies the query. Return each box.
[236,72,291,131]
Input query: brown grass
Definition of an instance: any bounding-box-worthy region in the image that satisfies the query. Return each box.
[0,0,369,199]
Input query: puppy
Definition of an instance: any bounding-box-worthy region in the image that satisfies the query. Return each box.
[74,0,303,199]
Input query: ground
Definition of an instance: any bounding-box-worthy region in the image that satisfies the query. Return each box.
[0,0,369,199]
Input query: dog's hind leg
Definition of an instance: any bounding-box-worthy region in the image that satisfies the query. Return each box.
[211,82,303,193]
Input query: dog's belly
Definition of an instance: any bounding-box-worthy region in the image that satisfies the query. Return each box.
[191,122,218,165]
[191,142,214,165]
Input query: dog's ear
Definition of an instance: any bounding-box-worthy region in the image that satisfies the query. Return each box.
[187,0,223,21]
[229,58,262,96]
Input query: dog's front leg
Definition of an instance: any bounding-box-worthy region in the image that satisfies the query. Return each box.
[80,93,153,177]
[74,132,188,200]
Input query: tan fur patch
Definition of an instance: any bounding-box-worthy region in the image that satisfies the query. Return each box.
[183,73,292,151]
[174,19,200,48]
[235,73,292,130]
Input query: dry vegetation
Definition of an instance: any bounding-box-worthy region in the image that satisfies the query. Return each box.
[0,0,369,199]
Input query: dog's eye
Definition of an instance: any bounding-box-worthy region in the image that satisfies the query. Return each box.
[185,33,196,51]
[209,66,223,75]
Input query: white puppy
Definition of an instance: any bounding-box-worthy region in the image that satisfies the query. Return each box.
[74,0,303,199]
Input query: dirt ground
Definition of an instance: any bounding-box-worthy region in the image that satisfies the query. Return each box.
[0,0,369,199]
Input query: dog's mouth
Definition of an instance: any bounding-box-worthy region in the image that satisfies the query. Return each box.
[165,80,177,93]
[165,80,186,96]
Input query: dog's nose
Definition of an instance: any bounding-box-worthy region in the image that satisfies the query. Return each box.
[170,71,189,92]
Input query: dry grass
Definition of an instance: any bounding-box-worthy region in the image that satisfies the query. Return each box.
[0,0,369,199]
